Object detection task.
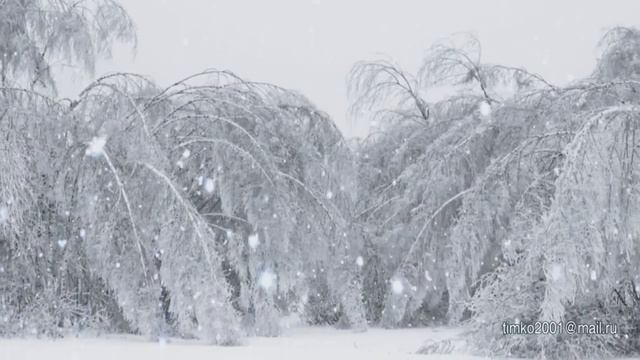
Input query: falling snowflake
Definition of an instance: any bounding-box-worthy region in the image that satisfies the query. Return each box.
[258,270,276,290]
[590,270,597,281]
[0,206,8,224]
[204,178,215,193]
[85,135,107,158]
[248,233,260,249]
[326,190,333,199]
[356,256,364,267]
[479,101,491,117]
[391,278,404,294]
[425,270,432,282]
[56,239,67,249]
[541,55,550,66]
[182,149,191,158]
[549,263,564,282]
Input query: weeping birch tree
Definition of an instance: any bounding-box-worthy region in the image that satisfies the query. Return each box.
[0,0,366,342]
[351,29,640,359]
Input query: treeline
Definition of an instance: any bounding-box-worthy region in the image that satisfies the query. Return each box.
[2,1,640,359]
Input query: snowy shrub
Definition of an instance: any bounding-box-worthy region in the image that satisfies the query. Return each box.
[303,265,341,325]
[361,243,387,324]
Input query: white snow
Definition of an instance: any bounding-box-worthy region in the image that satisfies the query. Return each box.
[248,233,260,249]
[549,263,564,282]
[425,270,433,282]
[590,270,597,281]
[204,178,215,193]
[325,190,333,199]
[478,101,491,117]
[258,270,276,290]
[391,278,404,294]
[356,256,364,267]
[0,206,8,223]
[56,239,67,249]
[182,149,191,158]
[0,326,490,360]
[541,55,550,66]
[85,136,107,158]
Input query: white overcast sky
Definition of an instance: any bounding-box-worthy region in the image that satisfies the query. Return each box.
[59,0,640,138]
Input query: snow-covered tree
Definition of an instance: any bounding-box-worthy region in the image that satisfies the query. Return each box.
[0,66,367,340]
[5,1,640,357]
[352,29,640,358]
[468,28,640,359]
[0,0,135,92]
[349,33,550,328]
[0,0,366,342]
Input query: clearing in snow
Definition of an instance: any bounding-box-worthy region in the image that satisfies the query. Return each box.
[0,326,487,360]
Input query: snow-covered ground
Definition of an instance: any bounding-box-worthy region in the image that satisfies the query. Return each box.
[0,326,488,360]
